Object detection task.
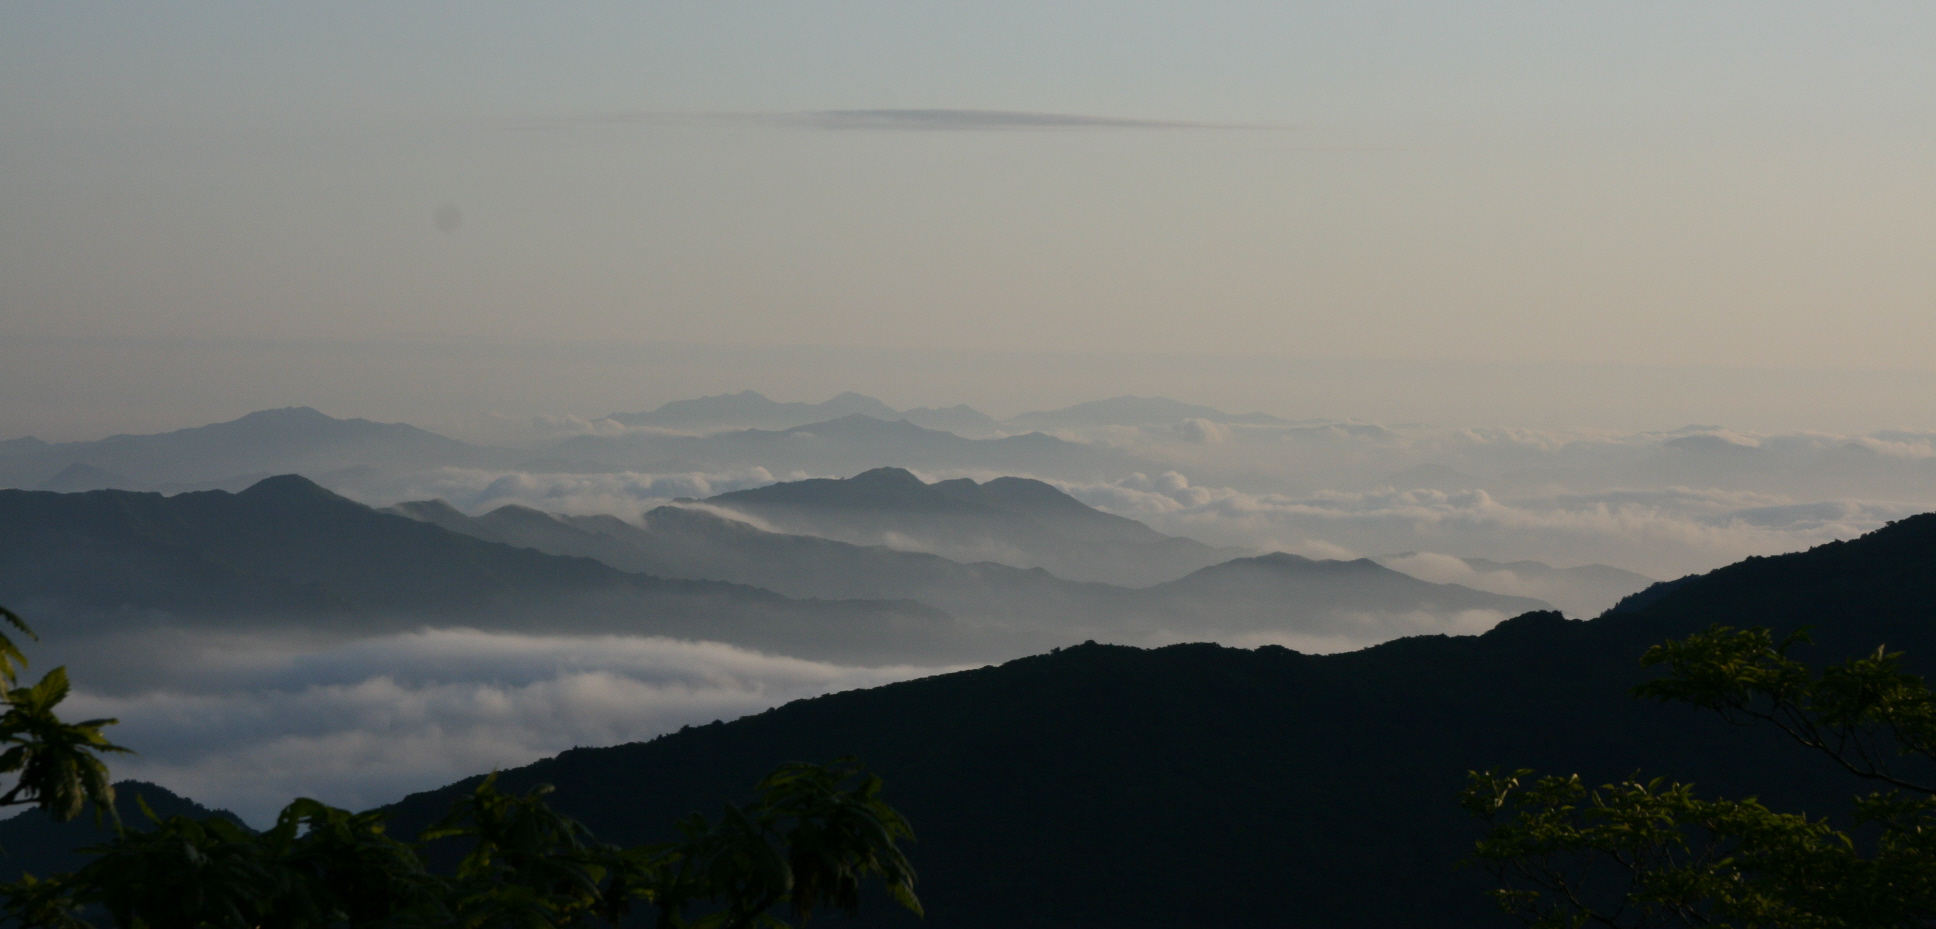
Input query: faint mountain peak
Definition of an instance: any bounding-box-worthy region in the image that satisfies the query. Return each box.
[1149,551,1554,616]
[35,462,134,493]
[234,473,360,507]
[782,414,933,439]
[847,466,928,488]
[1664,432,1760,452]
[476,503,572,530]
[1370,552,1659,618]
[651,390,772,411]
[381,498,499,540]
[0,436,52,458]
[385,498,467,521]
[612,392,900,430]
[0,408,501,493]
[893,404,1003,436]
[1197,552,1385,576]
[94,406,474,450]
[235,405,334,424]
[712,467,967,513]
[1008,396,1288,429]
[1376,463,1478,490]
[822,392,900,416]
[968,476,1104,517]
[205,407,452,441]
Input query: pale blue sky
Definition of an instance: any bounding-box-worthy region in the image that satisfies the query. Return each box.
[5,3,1936,436]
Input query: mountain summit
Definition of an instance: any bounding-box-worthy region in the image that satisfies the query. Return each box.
[1008,395,1290,428]
[0,407,504,491]
[706,467,1233,585]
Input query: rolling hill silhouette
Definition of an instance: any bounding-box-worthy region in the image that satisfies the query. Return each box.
[0,476,964,664]
[0,782,251,880]
[537,416,1151,485]
[607,391,1005,436]
[703,467,1233,585]
[1008,395,1291,428]
[0,407,513,491]
[388,492,1545,655]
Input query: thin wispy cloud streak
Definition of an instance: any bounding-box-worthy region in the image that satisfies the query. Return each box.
[785,109,1244,131]
[519,108,1267,133]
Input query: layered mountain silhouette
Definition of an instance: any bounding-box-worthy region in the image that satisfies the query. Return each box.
[1008,395,1291,429]
[702,467,1228,586]
[607,391,1006,437]
[388,486,1545,652]
[604,391,1293,436]
[609,391,902,430]
[1373,552,1654,617]
[0,476,964,665]
[0,407,514,491]
[360,512,1936,927]
[537,417,1151,484]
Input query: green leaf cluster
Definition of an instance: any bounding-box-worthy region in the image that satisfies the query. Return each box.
[0,606,128,824]
[1464,625,1936,927]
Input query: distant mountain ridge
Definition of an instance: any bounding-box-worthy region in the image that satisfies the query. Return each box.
[1008,395,1291,428]
[1372,552,1655,617]
[537,416,1151,486]
[703,467,1230,586]
[388,487,1547,652]
[608,391,1004,436]
[0,407,513,491]
[0,476,964,666]
[605,391,1292,434]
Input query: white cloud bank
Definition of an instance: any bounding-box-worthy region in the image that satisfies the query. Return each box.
[68,629,958,826]
[1058,472,1923,579]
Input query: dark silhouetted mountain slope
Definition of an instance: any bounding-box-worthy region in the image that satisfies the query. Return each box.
[0,781,250,881]
[1135,553,1546,638]
[377,513,1936,928]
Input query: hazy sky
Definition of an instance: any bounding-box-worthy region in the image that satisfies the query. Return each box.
[5,2,1936,438]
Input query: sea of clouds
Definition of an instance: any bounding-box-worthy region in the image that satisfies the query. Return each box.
[332,421,1936,581]
[1055,471,1921,580]
[123,417,1935,820]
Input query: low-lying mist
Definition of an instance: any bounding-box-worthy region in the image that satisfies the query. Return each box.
[63,628,957,826]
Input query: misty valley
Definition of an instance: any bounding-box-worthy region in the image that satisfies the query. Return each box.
[3,393,1935,926]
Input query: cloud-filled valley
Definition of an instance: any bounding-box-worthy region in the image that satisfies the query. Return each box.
[1058,472,1921,581]
[64,629,953,825]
